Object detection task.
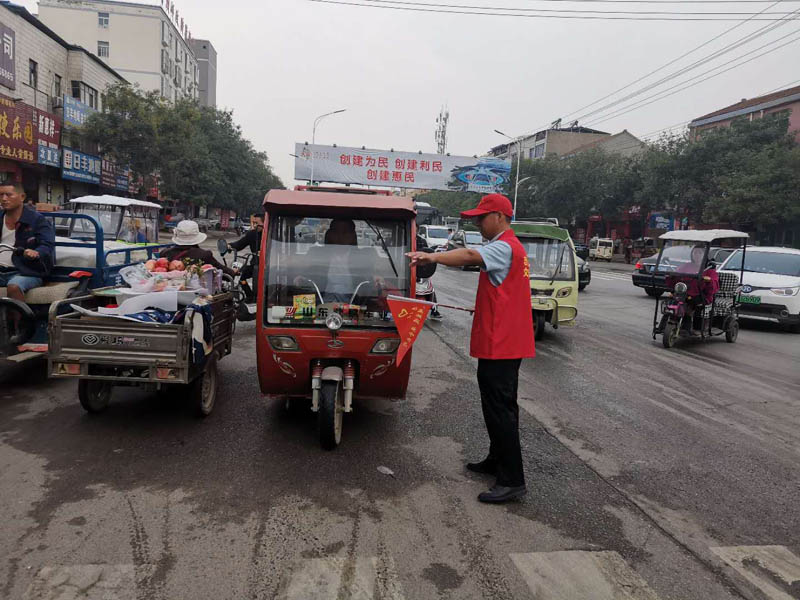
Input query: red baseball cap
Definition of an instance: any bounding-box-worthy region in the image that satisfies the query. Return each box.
[460,193,513,219]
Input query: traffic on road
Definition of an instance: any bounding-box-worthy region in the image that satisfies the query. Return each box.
[1,189,799,599]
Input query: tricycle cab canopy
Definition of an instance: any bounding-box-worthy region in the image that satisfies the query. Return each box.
[263,189,416,221]
[658,229,749,245]
[67,195,162,243]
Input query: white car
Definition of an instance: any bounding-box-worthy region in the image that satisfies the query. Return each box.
[418,225,450,250]
[719,246,800,332]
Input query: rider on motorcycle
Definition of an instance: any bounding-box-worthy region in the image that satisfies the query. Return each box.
[227,214,263,302]
[665,245,720,332]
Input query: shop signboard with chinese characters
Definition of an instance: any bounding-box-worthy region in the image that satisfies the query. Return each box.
[0,93,35,163]
[62,147,101,184]
[102,159,118,188]
[0,23,15,90]
[62,95,95,129]
[33,107,61,168]
[649,212,675,231]
[294,143,511,193]
[115,168,129,192]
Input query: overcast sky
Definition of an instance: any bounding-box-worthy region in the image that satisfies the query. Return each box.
[20,0,800,185]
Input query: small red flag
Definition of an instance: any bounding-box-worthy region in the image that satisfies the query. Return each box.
[387,296,432,365]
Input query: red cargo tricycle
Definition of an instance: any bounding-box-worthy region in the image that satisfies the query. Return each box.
[256,188,426,449]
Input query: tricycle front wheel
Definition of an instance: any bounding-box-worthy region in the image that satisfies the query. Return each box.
[319,380,343,450]
[78,380,112,413]
[188,356,218,417]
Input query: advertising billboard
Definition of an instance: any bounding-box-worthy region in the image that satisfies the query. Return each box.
[294,143,510,194]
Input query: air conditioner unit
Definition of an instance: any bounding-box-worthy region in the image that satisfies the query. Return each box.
[52,96,63,109]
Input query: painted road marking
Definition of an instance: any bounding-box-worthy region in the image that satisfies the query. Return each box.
[711,545,800,600]
[282,556,405,600]
[24,564,136,600]
[510,551,661,600]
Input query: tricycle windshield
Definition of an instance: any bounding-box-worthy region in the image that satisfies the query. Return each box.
[520,238,575,281]
[119,207,159,243]
[265,215,410,328]
[70,204,124,240]
[654,241,706,277]
[465,232,483,244]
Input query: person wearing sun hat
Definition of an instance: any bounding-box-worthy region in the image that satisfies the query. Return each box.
[160,220,235,277]
[407,193,535,503]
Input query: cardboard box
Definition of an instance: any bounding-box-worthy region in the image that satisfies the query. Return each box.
[35,203,59,212]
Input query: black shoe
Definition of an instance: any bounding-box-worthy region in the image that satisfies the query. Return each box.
[478,485,527,504]
[466,459,497,475]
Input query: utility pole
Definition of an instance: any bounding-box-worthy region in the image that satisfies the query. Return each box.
[435,106,449,155]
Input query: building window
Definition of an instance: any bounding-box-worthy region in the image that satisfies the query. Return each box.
[71,80,98,108]
[534,144,545,159]
[98,12,109,28]
[97,41,109,58]
[29,60,38,89]
[54,74,61,98]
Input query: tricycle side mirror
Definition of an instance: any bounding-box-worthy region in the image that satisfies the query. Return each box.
[217,238,228,256]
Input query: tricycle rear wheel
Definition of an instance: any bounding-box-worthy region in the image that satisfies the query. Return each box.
[319,380,343,450]
[188,356,218,417]
[725,320,739,343]
[78,380,112,413]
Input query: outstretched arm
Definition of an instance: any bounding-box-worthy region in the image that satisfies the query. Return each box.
[407,248,485,269]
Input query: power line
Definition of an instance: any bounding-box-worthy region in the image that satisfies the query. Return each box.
[507,0,788,137]
[335,0,799,14]
[584,31,800,126]
[760,78,800,93]
[575,6,800,122]
[306,0,797,18]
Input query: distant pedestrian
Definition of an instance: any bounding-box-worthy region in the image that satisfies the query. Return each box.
[407,193,535,503]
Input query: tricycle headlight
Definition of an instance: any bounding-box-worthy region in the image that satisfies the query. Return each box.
[371,338,401,354]
[674,282,688,297]
[770,287,799,296]
[325,313,344,331]
[268,335,300,351]
[556,287,573,298]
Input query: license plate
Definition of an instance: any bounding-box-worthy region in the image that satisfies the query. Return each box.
[739,295,761,305]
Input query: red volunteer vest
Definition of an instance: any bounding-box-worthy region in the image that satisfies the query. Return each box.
[470,229,536,360]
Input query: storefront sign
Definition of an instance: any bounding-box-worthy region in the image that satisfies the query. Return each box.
[62,95,95,128]
[116,169,129,192]
[294,143,511,193]
[0,23,15,90]
[62,147,101,184]
[38,144,61,167]
[0,94,35,163]
[649,213,675,231]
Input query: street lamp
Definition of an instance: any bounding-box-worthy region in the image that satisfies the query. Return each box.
[310,109,346,185]
[494,129,523,220]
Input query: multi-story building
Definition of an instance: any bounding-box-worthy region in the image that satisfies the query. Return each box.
[189,38,215,108]
[562,130,645,159]
[689,84,800,143]
[0,1,126,202]
[38,0,200,103]
[489,125,609,161]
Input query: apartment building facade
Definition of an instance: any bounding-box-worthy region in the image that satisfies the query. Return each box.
[0,1,126,202]
[189,38,215,107]
[38,0,199,103]
[489,126,610,161]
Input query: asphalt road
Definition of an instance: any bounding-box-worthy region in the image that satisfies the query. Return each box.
[1,262,798,599]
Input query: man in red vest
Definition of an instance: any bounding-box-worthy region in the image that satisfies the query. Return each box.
[408,194,535,503]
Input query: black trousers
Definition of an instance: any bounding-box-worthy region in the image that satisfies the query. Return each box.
[477,358,525,487]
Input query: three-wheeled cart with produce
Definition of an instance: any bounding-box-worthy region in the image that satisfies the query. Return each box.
[48,289,235,416]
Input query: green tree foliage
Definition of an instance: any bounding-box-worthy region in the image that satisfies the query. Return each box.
[415,189,483,217]
[491,114,798,232]
[83,84,283,213]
